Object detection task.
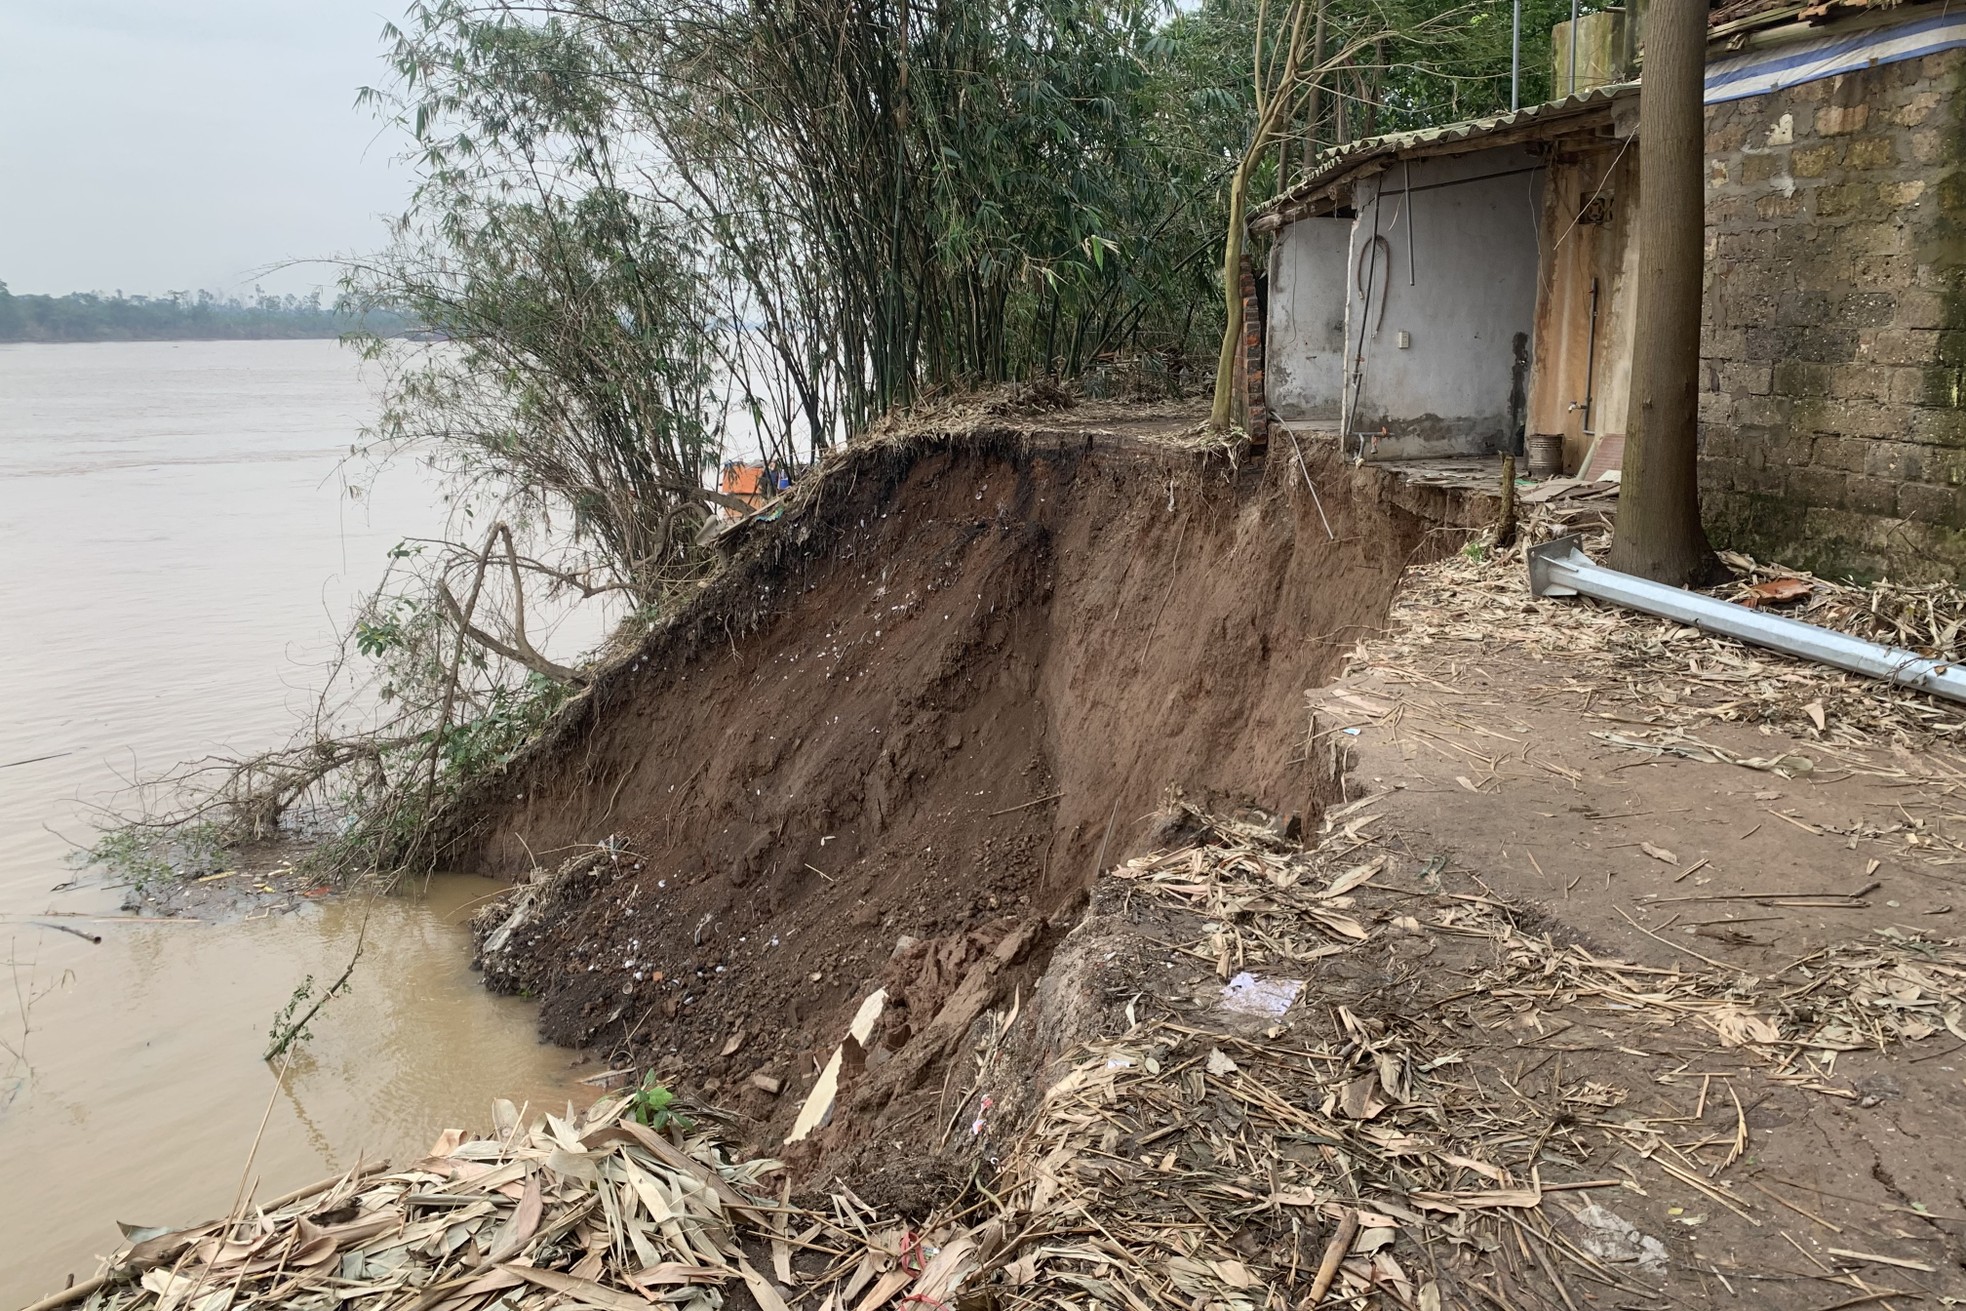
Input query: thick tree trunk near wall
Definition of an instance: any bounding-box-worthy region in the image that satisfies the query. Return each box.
[1607,0,1718,586]
[1209,179,1252,431]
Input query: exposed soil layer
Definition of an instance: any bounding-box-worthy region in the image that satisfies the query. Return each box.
[448,420,1481,1162]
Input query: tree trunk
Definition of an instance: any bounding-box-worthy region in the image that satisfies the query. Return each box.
[1208,161,1254,431]
[1361,41,1382,137]
[1496,453,1518,547]
[1606,0,1717,585]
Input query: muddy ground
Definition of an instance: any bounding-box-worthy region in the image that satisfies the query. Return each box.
[1290,535,1966,1302]
[445,414,1966,1304]
[443,420,1484,1143]
[100,837,333,920]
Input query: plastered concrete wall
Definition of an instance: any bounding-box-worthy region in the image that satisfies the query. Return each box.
[1342,147,1546,459]
[1700,49,1966,582]
[1266,218,1351,421]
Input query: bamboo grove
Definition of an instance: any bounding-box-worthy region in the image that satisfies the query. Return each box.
[350,0,1596,595]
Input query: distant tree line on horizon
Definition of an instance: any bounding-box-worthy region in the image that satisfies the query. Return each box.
[0,281,419,343]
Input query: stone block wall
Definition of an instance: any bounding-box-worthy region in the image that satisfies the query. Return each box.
[1699,48,1966,582]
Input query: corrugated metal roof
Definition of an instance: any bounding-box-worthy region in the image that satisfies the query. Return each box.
[1254,82,1640,221]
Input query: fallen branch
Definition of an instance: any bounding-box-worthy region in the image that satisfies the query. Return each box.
[264,915,367,1062]
[1308,1208,1359,1304]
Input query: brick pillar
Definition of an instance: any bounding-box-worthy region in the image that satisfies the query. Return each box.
[1239,253,1268,451]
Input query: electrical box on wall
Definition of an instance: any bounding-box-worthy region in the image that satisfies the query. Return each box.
[1396,330,1411,349]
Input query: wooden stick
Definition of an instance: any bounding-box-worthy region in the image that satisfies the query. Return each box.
[16,1274,113,1311]
[1746,1178,1841,1233]
[1806,1292,1916,1311]
[1725,1082,1748,1169]
[1824,1247,1936,1273]
[1307,1208,1359,1304]
[265,913,368,1061]
[1616,905,1741,972]
[263,1157,391,1210]
[1514,1222,1582,1311]
[988,792,1062,817]
[1643,1153,1760,1225]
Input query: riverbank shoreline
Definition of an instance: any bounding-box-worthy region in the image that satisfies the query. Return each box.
[28,412,1966,1307]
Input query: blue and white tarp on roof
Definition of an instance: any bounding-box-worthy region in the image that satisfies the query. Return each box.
[1705,8,1966,103]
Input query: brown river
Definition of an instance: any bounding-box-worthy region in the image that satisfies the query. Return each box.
[0,340,598,1303]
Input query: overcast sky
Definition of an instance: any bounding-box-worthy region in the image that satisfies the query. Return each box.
[0,1,411,299]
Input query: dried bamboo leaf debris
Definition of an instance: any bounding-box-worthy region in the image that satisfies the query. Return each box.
[70,1094,979,1311]
[61,807,1966,1311]
[964,806,1964,1307]
[1113,806,1966,1080]
[1356,518,1966,751]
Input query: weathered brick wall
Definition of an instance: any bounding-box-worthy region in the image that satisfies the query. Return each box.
[1240,254,1269,449]
[1700,48,1966,582]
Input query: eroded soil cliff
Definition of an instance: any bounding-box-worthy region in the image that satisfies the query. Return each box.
[446,421,1477,1167]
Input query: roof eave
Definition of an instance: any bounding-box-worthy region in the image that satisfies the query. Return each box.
[1252,82,1639,230]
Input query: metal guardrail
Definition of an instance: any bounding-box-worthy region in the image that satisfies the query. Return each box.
[1526,534,1966,707]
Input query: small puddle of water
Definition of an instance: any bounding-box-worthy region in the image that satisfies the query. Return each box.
[3,877,592,1299]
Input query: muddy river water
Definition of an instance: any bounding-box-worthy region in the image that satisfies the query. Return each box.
[0,340,597,1302]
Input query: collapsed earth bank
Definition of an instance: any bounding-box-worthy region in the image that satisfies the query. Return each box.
[447,423,1484,1180]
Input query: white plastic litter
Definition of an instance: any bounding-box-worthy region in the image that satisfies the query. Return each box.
[1219,971,1304,1018]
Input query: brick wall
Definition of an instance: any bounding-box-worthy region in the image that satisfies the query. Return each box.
[1240,253,1269,449]
[1700,48,1966,582]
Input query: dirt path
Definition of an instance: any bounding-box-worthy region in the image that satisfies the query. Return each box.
[1276,532,1966,1302]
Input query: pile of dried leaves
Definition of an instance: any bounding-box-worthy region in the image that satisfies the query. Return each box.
[54,1096,989,1311]
[1114,804,1966,1090]
[964,810,1619,1310]
[1484,916,1966,1090]
[1361,518,1966,749]
[1720,552,1966,659]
